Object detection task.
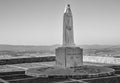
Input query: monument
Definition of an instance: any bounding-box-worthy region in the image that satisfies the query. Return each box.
[63,4,75,46]
[25,3,115,79]
[56,4,83,68]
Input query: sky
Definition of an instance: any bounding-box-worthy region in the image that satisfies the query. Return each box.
[0,0,120,45]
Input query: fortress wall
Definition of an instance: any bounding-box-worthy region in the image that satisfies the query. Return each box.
[0,55,120,65]
[83,56,120,64]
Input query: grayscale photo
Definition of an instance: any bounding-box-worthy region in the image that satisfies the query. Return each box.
[0,0,120,83]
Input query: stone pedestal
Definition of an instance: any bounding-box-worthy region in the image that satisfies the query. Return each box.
[55,47,83,68]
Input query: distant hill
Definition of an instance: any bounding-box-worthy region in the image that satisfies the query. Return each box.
[0,44,120,57]
[79,45,120,56]
[79,45,118,49]
[0,44,60,52]
[0,44,119,51]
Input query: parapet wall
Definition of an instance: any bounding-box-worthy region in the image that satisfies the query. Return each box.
[83,56,120,64]
[0,55,120,65]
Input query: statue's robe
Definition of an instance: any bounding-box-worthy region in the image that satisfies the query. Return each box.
[63,5,75,47]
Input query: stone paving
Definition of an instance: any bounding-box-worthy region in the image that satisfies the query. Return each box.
[0,65,24,72]
[0,61,115,73]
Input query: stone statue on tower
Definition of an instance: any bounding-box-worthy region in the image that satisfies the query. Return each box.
[56,4,83,68]
[63,4,75,47]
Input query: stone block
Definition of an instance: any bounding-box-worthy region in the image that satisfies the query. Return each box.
[55,47,83,68]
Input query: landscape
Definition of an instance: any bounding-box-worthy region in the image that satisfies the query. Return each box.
[0,44,120,58]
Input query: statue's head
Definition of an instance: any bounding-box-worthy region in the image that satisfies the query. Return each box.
[67,4,70,7]
[64,4,72,14]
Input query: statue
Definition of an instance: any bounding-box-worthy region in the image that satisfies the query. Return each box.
[63,4,75,47]
[55,4,83,68]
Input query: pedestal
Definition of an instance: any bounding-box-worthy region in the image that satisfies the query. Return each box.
[55,47,83,68]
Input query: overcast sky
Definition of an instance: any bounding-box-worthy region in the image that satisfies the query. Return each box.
[0,0,120,45]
